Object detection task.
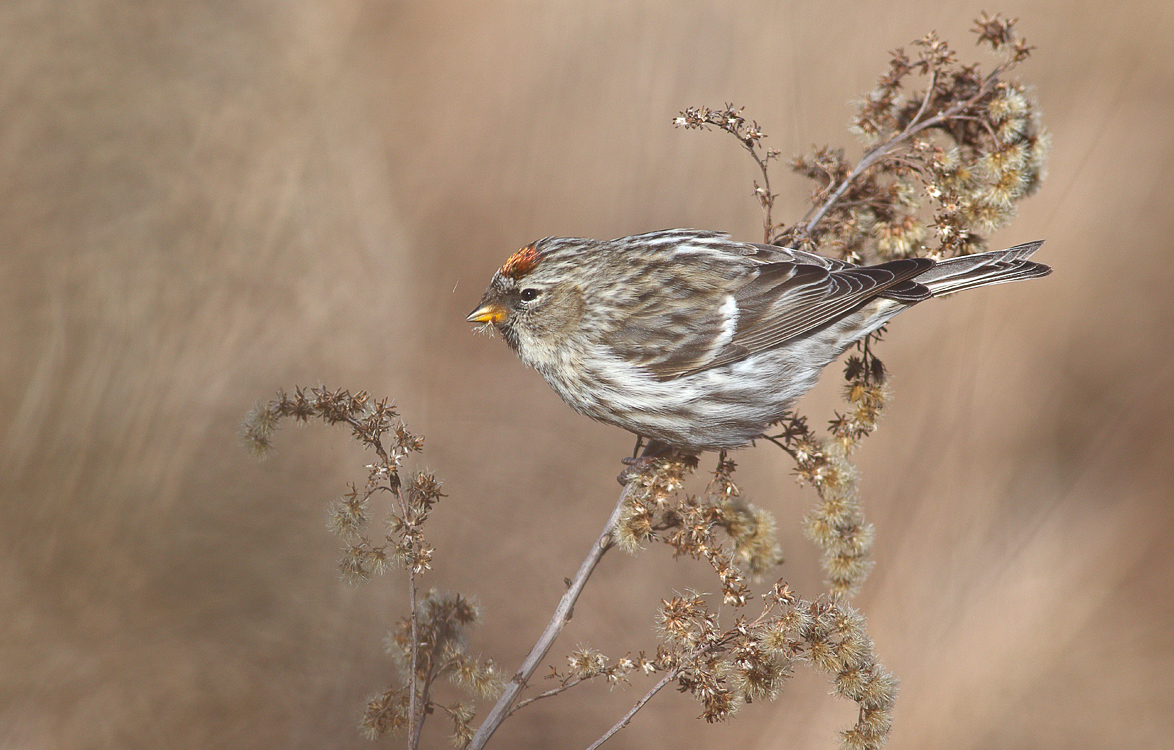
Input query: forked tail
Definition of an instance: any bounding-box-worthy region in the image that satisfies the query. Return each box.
[918,241,1050,296]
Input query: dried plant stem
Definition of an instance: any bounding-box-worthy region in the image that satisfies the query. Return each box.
[507,677,586,715]
[744,142,777,243]
[584,667,682,750]
[468,482,637,749]
[803,67,1000,235]
[406,569,421,748]
[385,473,424,749]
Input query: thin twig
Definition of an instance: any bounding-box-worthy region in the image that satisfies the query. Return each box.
[910,70,939,129]
[757,433,798,460]
[743,143,776,242]
[506,676,587,716]
[367,436,421,750]
[406,569,421,748]
[467,480,639,749]
[394,480,423,749]
[411,628,444,750]
[583,668,682,750]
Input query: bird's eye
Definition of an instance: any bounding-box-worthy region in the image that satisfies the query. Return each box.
[519,288,541,302]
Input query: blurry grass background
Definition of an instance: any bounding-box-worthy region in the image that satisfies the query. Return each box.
[2,1,1171,748]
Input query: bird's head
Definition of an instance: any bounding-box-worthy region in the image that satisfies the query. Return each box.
[467,240,588,362]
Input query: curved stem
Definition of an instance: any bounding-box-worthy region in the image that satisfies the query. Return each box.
[406,568,421,748]
[385,475,423,749]
[583,668,681,750]
[507,676,586,716]
[467,481,637,749]
[745,144,775,243]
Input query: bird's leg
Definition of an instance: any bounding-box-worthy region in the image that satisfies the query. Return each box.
[757,433,799,460]
[628,435,645,461]
[617,437,673,484]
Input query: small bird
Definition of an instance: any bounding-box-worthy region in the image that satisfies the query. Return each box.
[467,229,1049,452]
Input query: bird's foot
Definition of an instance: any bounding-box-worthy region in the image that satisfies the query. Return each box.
[617,438,676,484]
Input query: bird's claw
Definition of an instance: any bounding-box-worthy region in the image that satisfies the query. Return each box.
[617,455,659,485]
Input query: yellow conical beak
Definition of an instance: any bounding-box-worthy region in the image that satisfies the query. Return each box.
[466,302,507,325]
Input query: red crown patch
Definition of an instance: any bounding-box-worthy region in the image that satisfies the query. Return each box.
[500,243,541,278]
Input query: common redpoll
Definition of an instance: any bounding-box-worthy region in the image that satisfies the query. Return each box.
[468,229,1049,452]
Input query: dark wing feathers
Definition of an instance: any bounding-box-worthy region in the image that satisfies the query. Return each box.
[716,258,933,360]
[614,253,936,381]
[878,277,934,303]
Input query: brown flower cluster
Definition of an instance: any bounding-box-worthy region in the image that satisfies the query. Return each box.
[596,454,892,745]
[805,13,1046,259]
[762,343,887,599]
[371,590,502,744]
[680,13,1047,262]
[649,581,895,746]
[242,387,500,747]
[799,598,898,749]
[616,452,784,606]
[244,386,435,581]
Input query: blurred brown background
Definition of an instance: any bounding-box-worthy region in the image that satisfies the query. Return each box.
[3,1,1171,748]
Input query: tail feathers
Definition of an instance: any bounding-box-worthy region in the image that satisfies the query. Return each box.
[918,241,1050,297]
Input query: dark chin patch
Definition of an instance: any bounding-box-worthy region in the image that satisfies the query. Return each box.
[501,324,520,351]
